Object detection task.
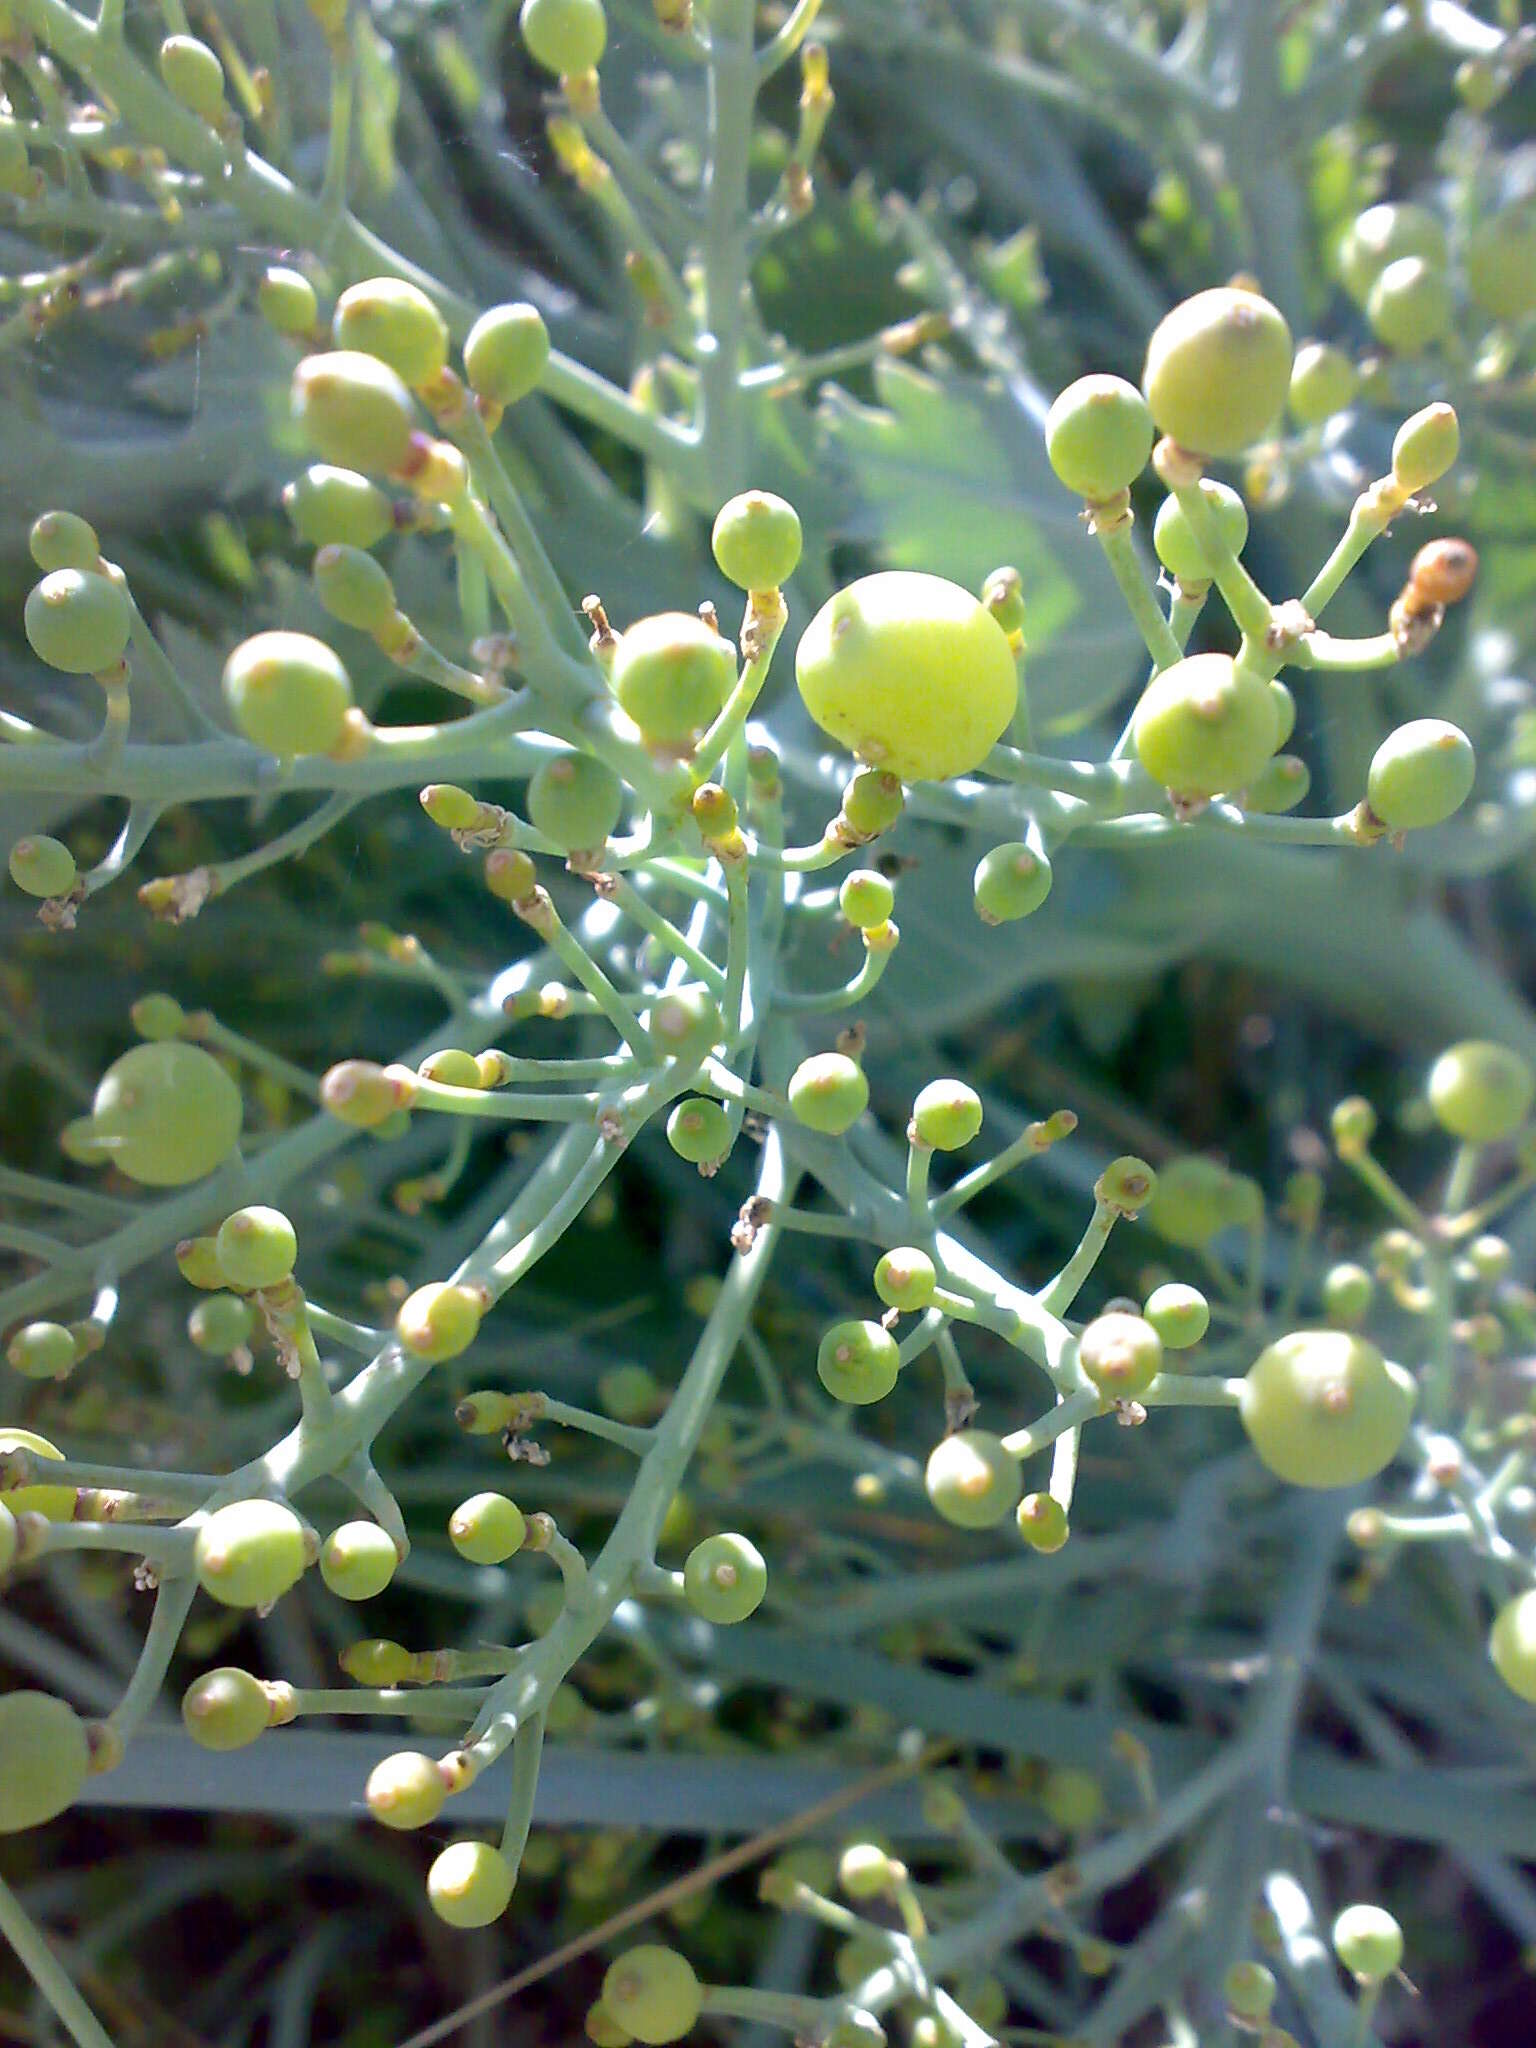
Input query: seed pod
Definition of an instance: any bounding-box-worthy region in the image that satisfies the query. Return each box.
[527,753,624,850]
[873,1247,937,1312]
[837,869,894,931]
[25,569,131,674]
[646,987,722,1065]
[787,1053,868,1136]
[158,35,226,122]
[194,1499,308,1608]
[520,0,607,73]
[1332,1904,1403,1985]
[683,1532,767,1622]
[420,783,484,830]
[1016,1491,1068,1551]
[611,612,736,744]
[601,1947,702,2046]
[711,490,803,590]
[1322,1262,1373,1327]
[1242,753,1310,815]
[816,1320,899,1405]
[28,510,100,573]
[1145,1156,1261,1247]
[215,1206,297,1291]
[322,1059,412,1128]
[428,1840,516,1926]
[92,1042,242,1186]
[340,1638,415,1686]
[189,1293,256,1356]
[925,1430,1022,1529]
[321,1521,400,1600]
[1045,374,1154,500]
[1366,256,1452,355]
[666,1097,732,1167]
[1078,1311,1163,1399]
[1391,402,1459,493]
[258,266,319,338]
[6,1321,77,1381]
[9,836,77,899]
[368,1751,447,1829]
[464,301,550,407]
[1339,203,1448,304]
[224,631,354,758]
[839,768,904,839]
[1142,288,1293,456]
[1287,341,1358,426]
[1132,652,1277,800]
[333,277,450,388]
[1142,1282,1209,1350]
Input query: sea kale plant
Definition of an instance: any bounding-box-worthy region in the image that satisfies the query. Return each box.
[3,3,1536,2046]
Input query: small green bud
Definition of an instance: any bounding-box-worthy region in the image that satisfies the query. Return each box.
[429,1840,516,1926]
[194,1498,308,1609]
[787,1052,869,1135]
[188,1293,255,1355]
[817,1319,900,1404]
[973,841,1052,923]
[839,768,904,839]
[396,1282,484,1362]
[314,544,398,633]
[1391,402,1459,494]
[224,630,354,757]
[340,1638,414,1686]
[6,1321,77,1381]
[1332,1903,1403,1984]
[1427,1042,1535,1144]
[982,565,1026,638]
[1018,1491,1071,1553]
[911,1079,982,1152]
[837,1842,897,1899]
[1367,256,1452,355]
[182,1668,271,1751]
[158,35,226,122]
[292,350,418,476]
[1330,1096,1376,1155]
[611,612,736,745]
[1367,719,1474,832]
[333,277,449,388]
[1078,1311,1162,1399]
[873,1247,937,1312]
[463,302,550,407]
[1045,373,1154,500]
[320,1520,399,1600]
[1142,1282,1209,1349]
[711,490,803,591]
[420,783,483,830]
[448,1492,526,1564]
[258,266,318,339]
[1152,480,1249,585]
[666,1097,732,1168]
[602,1946,702,2046]
[925,1429,1022,1529]
[9,836,77,899]
[177,1235,228,1290]
[28,511,100,573]
[25,569,132,674]
[520,0,607,75]
[129,993,185,1041]
[284,464,393,550]
[367,1750,447,1829]
[683,1532,767,1622]
[418,1049,483,1089]
[838,869,895,931]
[1322,1262,1373,1327]
[215,1206,297,1291]
[1143,287,1293,456]
[527,753,624,851]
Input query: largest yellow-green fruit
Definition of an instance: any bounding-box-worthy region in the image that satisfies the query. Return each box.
[794,571,1017,782]
[1239,1331,1415,1489]
[1143,288,1294,458]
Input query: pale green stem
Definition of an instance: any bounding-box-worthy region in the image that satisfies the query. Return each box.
[1037,1200,1117,1316]
[0,1871,117,2048]
[1093,518,1185,672]
[499,1710,546,1874]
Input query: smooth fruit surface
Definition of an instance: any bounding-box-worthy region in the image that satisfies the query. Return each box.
[92,1042,243,1186]
[223,630,353,757]
[1152,481,1249,586]
[0,1691,90,1832]
[1239,1331,1416,1488]
[602,1946,703,2045]
[788,1053,868,1135]
[683,1532,767,1622]
[368,1752,447,1830]
[612,612,736,744]
[1391,403,1459,492]
[1427,1042,1534,1144]
[8,836,77,899]
[320,1521,399,1600]
[258,266,317,337]
[817,1321,900,1405]
[712,490,803,590]
[284,465,393,550]
[315,545,397,632]
[194,1498,308,1608]
[1142,288,1293,456]
[1332,1904,1403,1984]
[29,510,100,572]
[428,1840,516,1925]
[0,1426,74,1519]
[332,277,449,387]
[464,302,550,406]
[520,0,606,73]
[1366,256,1453,354]
[1366,720,1474,831]
[973,842,1052,923]
[215,1206,297,1291]
[527,754,624,850]
[911,1079,982,1151]
[25,569,132,674]
[1077,1311,1163,1399]
[1287,341,1358,426]
[1489,1588,1536,1703]
[1143,1283,1209,1350]
[448,1492,527,1564]
[925,1430,1022,1529]
[1045,374,1155,500]
[666,1098,732,1167]
[1338,202,1448,304]
[396,1282,484,1362]
[292,351,417,475]
[6,1321,76,1380]
[182,1668,270,1751]
[795,571,1017,782]
[1132,653,1277,799]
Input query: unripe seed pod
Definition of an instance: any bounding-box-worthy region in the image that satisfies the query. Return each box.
[787,1053,868,1135]
[188,1293,255,1355]
[420,783,483,830]
[874,1246,937,1312]
[1143,1282,1209,1349]
[1489,1587,1536,1702]
[1331,1096,1376,1156]
[182,1667,271,1751]
[428,1839,516,1926]
[258,266,318,338]
[129,992,185,1041]
[321,1520,399,1599]
[527,753,624,850]
[1133,652,1277,799]
[646,987,723,1065]
[223,630,353,758]
[666,1097,732,1167]
[340,1638,414,1686]
[1239,1331,1416,1488]
[1096,1155,1156,1212]
[463,301,550,407]
[448,1491,526,1564]
[1151,480,1249,585]
[322,1058,409,1128]
[177,1235,228,1290]
[314,544,397,632]
[1040,1764,1102,1832]
[1145,1156,1260,1247]
[1242,752,1309,815]
[7,1321,78,1381]
[1367,256,1452,355]
[817,1319,900,1404]
[1338,202,1448,305]
[28,510,99,573]
[25,569,132,674]
[0,1692,90,1832]
[797,572,1017,781]
[597,1363,660,1423]
[1465,205,1536,321]
[911,1078,982,1151]
[215,1206,297,1291]
[1391,403,1459,493]
[612,612,736,744]
[396,1282,484,1362]
[194,1498,308,1608]
[1045,373,1154,499]
[1078,1311,1163,1398]
[925,1429,1022,1529]
[1409,538,1477,607]
[691,783,738,839]
[520,0,607,74]
[1369,719,1474,833]
[158,35,226,121]
[683,1532,767,1622]
[292,350,418,475]
[712,490,803,590]
[1322,1262,1373,1327]
[837,1842,897,1899]
[9,836,77,899]
[1428,1041,1534,1144]
[973,841,1052,923]
[92,1042,243,1186]
[367,1749,446,1829]
[419,1049,483,1090]
[1287,341,1359,426]
[0,1426,74,1520]
[284,464,393,550]
[1332,1904,1403,1984]
[333,277,449,388]
[840,768,904,839]
[839,869,895,931]
[1143,288,1293,456]
[602,1947,702,2045]
[485,848,537,903]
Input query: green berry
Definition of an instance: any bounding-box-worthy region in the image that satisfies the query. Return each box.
[215,1206,297,1291]
[28,511,100,573]
[1132,652,1277,799]
[25,569,131,674]
[1367,719,1474,831]
[612,612,736,745]
[448,1492,527,1564]
[1142,287,1293,456]
[585,2005,633,2048]
[1391,402,1459,493]
[194,1498,308,1608]
[666,1098,732,1168]
[340,1638,414,1685]
[1045,374,1155,500]
[158,35,226,121]
[982,565,1027,639]
[428,1840,516,1926]
[368,1751,447,1830]
[182,1668,270,1751]
[420,783,483,830]
[796,571,1017,782]
[396,1282,484,1362]
[0,1427,73,1520]
[59,1118,110,1165]
[320,1520,399,1600]
[711,490,803,590]
[602,1947,702,2045]
[839,869,895,931]
[520,0,607,73]
[911,1078,982,1151]
[1322,1263,1373,1327]
[1427,1042,1535,1144]
[284,465,393,550]
[874,1247,937,1312]
[223,630,354,757]
[1466,206,1536,322]
[925,1430,1022,1529]
[1332,1904,1403,1984]
[1489,1588,1536,1703]
[1239,1331,1416,1488]
[1222,1960,1277,2023]
[1097,1156,1157,1212]
[683,1532,767,1623]
[1338,202,1448,305]
[1242,753,1310,815]
[333,277,449,388]
[129,993,185,1041]
[817,1320,900,1405]
[1146,1156,1262,1247]
[1040,1764,1102,1832]
[1366,255,1453,355]
[0,1692,90,1832]
[258,266,318,338]
[787,1053,868,1135]
[1143,1282,1209,1350]
[1151,481,1249,586]
[419,1049,483,1089]
[646,987,722,1065]
[1287,341,1359,426]
[188,1293,255,1356]
[6,1321,77,1381]
[973,841,1052,923]
[840,768,905,838]
[314,545,397,633]
[837,1842,897,1899]
[9,836,77,899]
[292,350,418,475]
[463,302,550,407]
[597,1364,661,1423]
[92,1042,243,1186]
[1078,1311,1163,1398]
[527,753,624,850]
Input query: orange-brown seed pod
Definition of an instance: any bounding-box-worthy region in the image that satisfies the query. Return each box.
[1408,537,1478,608]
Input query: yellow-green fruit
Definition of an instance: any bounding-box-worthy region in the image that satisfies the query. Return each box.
[463,302,550,407]
[428,1839,516,1926]
[6,1321,77,1381]
[1367,719,1474,831]
[320,1521,399,1600]
[0,1426,74,1520]
[1146,1156,1261,1247]
[92,1042,243,1186]
[182,1668,270,1751]
[1367,256,1453,355]
[367,1751,447,1830]
[520,0,607,74]
[527,753,624,850]
[1287,341,1359,426]
[817,1320,900,1405]
[1143,1282,1209,1350]
[24,569,131,674]
[314,545,397,633]
[924,1430,1022,1529]
[283,465,393,550]
[602,1947,703,2045]
[1338,202,1448,305]
[1488,1587,1536,1703]
[666,1097,732,1168]
[215,1206,297,1291]
[1045,374,1155,500]
[1132,652,1277,799]
[1077,1311,1163,1399]
[1332,1904,1403,1985]
[787,1052,868,1135]
[1465,206,1536,322]
[612,612,736,744]
[712,490,803,590]
[1151,481,1249,586]
[448,1492,526,1564]
[1017,1491,1068,1552]
[194,1498,308,1608]
[396,1282,484,1362]
[188,1294,255,1355]
[28,511,100,573]
[292,351,418,476]
[1426,1042,1534,1144]
[9,836,77,899]
[258,266,318,338]
[223,630,353,757]
[973,841,1052,923]
[683,1532,767,1622]
[158,35,226,121]
[333,277,450,388]
[1391,403,1459,493]
[1239,1331,1416,1488]
[0,1692,90,1832]
[796,572,1017,782]
[1142,288,1293,456]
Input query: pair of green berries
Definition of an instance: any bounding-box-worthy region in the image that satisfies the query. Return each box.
[1340,198,1536,339]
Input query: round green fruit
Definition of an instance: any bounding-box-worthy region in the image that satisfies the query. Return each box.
[1489,1587,1536,1703]
[973,841,1052,923]
[1391,402,1459,493]
[911,1078,982,1151]
[1287,341,1359,427]
[666,1098,732,1168]
[258,266,318,338]
[195,1498,308,1608]
[396,1282,484,1362]
[223,630,354,757]
[428,1840,516,1926]
[1045,374,1155,500]
[158,34,226,121]
[1016,1491,1069,1552]
[6,1321,76,1381]
[92,1042,242,1186]
[448,1492,527,1565]
[925,1430,1022,1529]
[1223,1961,1277,2022]
[645,988,722,1066]
[215,1206,297,1291]
[1077,1311,1163,1399]
[527,753,624,850]
[1242,753,1310,815]
[712,490,803,590]
[25,569,131,674]
[1142,288,1293,456]
[320,1521,399,1600]
[817,1320,900,1405]
[612,612,736,745]
[283,465,393,550]
[1366,255,1453,355]
[796,571,1017,782]
[873,1247,937,1312]
[367,1751,447,1830]
[332,277,449,388]
[9,836,76,899]
[130,993,185,1041]
[1239,1331,1416,1488]
[1040,1764,1103,1832]
[1367,719,1473,832]
[28,511,100,573]
[1151,480,1249,586]
[0,1692,90,1832]
[683,1532,767,1623]
[1465,206,1536,322]
[1143,1282,1209,1349]
[839,869,895,931]
[787,1053,868,1136]
[1332,1904,1403,1985]
[1427,1041,1534,1144]
[464,302,550,407]
[1338,203,1448,305]
[1132,652,1277,800]
[182,1668,270,1751]
[520,0,607,74]
[840,768,904,838]
[292,350,418,476]
[314,545,397,633]
[188,1293,255,1356]
[602,1947,702,2046]
[1146,1156,1262,1247]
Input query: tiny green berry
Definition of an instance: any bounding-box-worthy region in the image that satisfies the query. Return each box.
[788,1053,869,1136]
[1017,1490,1068,1551]
[284,465,393,550]
[646,987,723,1065]
[320,1521,400,1600]
[1331,1904,1403,1984]
[292,350,418,476]
[223,630,354,758]
[321,1059,406,1129]
[1239,1331,1416,1489]
[1142,287,1293,456]
[1096,1155,1157,1212]
[585,2005,632,2048]
[396,1282,484,1362]
[429,1839,516,1926]
[448,1492,527,1565]
[837,1842,897,1899]
[1366,255,1453,355]
[182,1668,271,1751]
[0,1426,74,1520]
[92,1042,243,1187]
[419,1049,484,1089]
[711,490,803,592]
[258,266,318,338]
[1489,1587,1536,1703]
[368,1751,447,1830]
[925,1430,1022,1529]
[25,569,131,674]
[527,753,624,851]
[1045,374,1155,500]
[1243,753,1310,815]
[1427,1042,1535,1144]
[911,1079,982,1152]
[666,1098,733,1169]
[420,783,483,830]
[597,1364,661,1423]
[1322,1263,1373,1327]
[1142,1282,1209,1349]
[817,1319,900,1405]
[314,544,398,633]
[840,768,905,839]
[1287,340,1359,426]
[874,1247,937,1313]
[1367,719,1474,832]
[194,1498,308,1609]
[1039,1763,1103,1832]
[333,277,449,388]
[0,1692,91,1832]
[602,1946,702,2045]
[28,511,100,573]
[1132,652,1277,800]
[1391,402,1459,494]
[129,993,185,1041]
[6,1321,77,1381]
[683,1532,767,1623]
[158,34,226,121]
[215,1206,297,1291]
[340,1638,414,1686]
[1151,480,1249,586]
[464,302,551,407]
[973,841,1052,923]
[9,836,77,899]
[1078,1311,1163,1399]
[1222,1960,1277,2022]
[839,869,895,931]
[1146,1155,1262,1247]
[188,1293,255,1356]
[612,612,736,745]
[520,0,607,74]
